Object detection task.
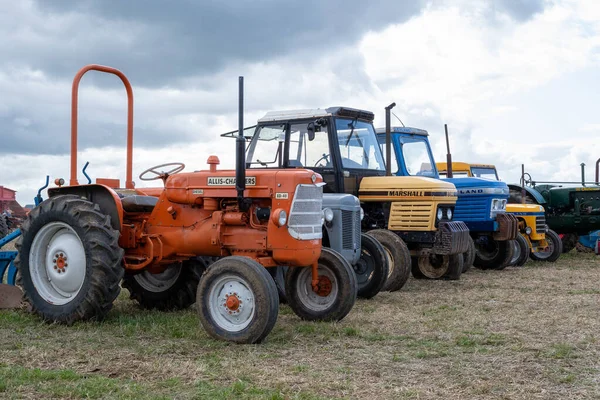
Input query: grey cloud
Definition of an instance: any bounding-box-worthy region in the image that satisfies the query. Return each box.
[31,0,424,87]
[493,0,546,22]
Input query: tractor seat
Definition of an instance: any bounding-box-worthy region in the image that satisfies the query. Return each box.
[121,195,159,212]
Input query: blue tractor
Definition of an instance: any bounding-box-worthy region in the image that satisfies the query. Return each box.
[377,126,518,271]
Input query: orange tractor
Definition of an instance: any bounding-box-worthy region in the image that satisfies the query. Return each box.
[14,65,356,343]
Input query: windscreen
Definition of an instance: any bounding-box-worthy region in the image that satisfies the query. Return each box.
[245,124,286,167]
[470,167,499,180]
[335,118,385,170]
[400,139,437,177]
[439,171,469,178]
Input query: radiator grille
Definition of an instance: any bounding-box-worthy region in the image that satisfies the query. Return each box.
[388,202,433,230]
[342,209,361,250]
[536,215,547,234]
[453,197,488,221]
[288,184,324,240]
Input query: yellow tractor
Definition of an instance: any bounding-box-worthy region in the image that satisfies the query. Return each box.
[437,162,553,266]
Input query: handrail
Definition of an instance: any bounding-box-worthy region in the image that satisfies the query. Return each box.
[71,64,134,189]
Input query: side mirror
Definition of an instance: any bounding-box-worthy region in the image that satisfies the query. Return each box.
[307,122,316,141]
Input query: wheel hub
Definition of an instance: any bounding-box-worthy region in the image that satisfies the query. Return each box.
[53,253,68,273]
[314,275,332,297]
[224,293,242,313]
[418,255,449,279]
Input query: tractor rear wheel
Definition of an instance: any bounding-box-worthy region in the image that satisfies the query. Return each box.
[530,229,562,262]
[462,236,476,273]
[285,248,356,322]
[366,229,410,292]
[0,216,8,239]
[473,237,513,270]
[122,258,206,310]
[412,253,463,280]
[353,233,388,299]
[197,256,279,344]
[560,233,578,253]
[15,195,124,324]
[268,266,288,303]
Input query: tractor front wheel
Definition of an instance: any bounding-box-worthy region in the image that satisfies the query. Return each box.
[411,253,463,280]
[353,233,389,299]
[366,229,410,292]
[285,248,356,322]
[473,237,513,270]
[197,256,279,344]
[509,234,529,267]
[462,236,476,273]
[15,195,124,324]
[123,258,206,310]
[530,229,562,262]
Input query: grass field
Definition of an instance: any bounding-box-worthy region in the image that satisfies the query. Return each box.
[1,252,599,399]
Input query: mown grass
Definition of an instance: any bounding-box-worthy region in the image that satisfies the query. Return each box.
[1,253,600,399]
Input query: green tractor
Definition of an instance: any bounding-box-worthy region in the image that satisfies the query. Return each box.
[511,161,600,254]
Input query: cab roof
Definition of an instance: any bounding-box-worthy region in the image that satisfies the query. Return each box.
[375,126,429,136]
[436,162,497,172]
[258,107,374,123]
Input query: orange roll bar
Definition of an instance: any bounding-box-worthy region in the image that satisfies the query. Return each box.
[70,64,134,189]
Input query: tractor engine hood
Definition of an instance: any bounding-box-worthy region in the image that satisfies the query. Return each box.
[358,176,457,202]
[445,177,509,198]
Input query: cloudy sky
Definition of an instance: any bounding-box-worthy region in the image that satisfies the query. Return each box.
[1,0,600,204]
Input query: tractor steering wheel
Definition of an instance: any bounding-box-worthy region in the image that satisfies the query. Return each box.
[139,162,185,181]
[314,153,330,167]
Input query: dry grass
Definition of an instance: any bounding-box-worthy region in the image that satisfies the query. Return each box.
[1,253,600,399]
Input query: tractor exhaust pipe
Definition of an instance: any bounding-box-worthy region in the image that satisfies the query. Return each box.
[385,102,396,176]
[521,164,526,204]
[595,158,600,185]
[581,163,586,186]
[445,124,453,178]
[236,77,247,210]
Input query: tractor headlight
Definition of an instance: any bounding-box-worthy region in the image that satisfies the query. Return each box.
[446,208,453,220]
[323,208,334,223]
[490,199,507,218]
[437,208,444,220]
[271,209,287,227]
[360,207,365,221]
[525,226,532,235]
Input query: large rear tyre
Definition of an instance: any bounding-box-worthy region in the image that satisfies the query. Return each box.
[15,195,124,324]
[0,216,8,239]
[122,258,206,310]
[197,256,279,344]
[366,229,410,292]
[354,234,388,299]
[530,229,562,262]
[462,236,476,273]
[267,266,288,303]
[412,253,463,280]
[285,248,356,322]
[560,233,578,253]
[473,237,513,270]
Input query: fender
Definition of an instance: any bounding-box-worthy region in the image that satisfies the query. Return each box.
[508,184,546,205]
[47,184,123,230]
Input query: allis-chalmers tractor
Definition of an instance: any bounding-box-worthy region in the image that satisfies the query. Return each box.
[14,65,357,344]
[226,105,469,283]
